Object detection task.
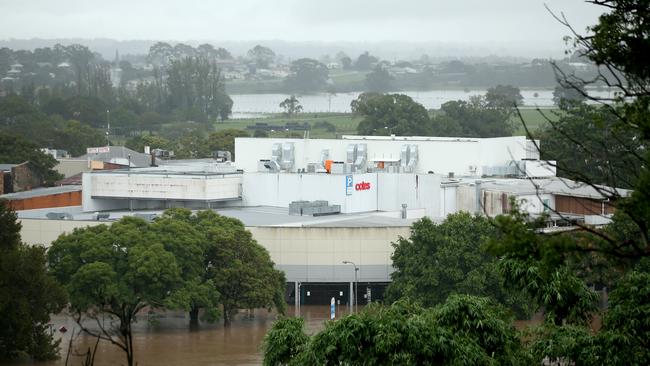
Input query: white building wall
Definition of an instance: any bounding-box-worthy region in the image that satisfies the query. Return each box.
[242,173,378,213]
[377,173,440,217]
[440,185,458,217]
[235,136,530,176]
[243,172,441,215]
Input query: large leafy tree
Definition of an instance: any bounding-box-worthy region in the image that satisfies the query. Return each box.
[195,210,287,326]
[263,296,525,365]
[386,213,531,317]
[365,65,394,93]
[279,95,303,117]
[247,45,276,69]
[0,200,67,361]
[48,217,183,366]
[148,209,220,325]
[284,58,329,93]
[353,93,432,136]
[166,57,232,121]
[434,95,514,137]
[0,132,62,186]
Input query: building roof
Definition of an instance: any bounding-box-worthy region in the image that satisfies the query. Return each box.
[15,205,418,228]
[0,163,18,172]
[0,185,82,200]
[78,146,152,167]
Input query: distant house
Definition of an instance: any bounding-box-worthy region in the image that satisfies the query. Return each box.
[327,62,341,70]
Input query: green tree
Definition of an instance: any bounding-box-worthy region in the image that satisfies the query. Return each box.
[0,200,67,361]
[195,210,286,326]
[365,65,394,93]
[284,58,329,92]
[247,45,276,69]
[279,95,303,117]
[434,96,513,137]
[207,129,250,159]
[263,296,525,365]
[485,85,523,108]
[386,213,531,317]
[166,57,232,122]
[537,102,642,189]
[48,217,183,366]
[352,93,431,136]
[354,51,378,70]
[150,209,221,325]
[0,132,63,186]
[552,84,586,106]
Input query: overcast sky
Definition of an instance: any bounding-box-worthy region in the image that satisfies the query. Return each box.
[0,0,604,44]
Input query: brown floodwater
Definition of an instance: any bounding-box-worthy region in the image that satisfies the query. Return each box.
[12,305,352,366]
[11,306,555,366]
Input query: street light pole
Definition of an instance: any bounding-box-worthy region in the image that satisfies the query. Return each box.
[342,261,358,313]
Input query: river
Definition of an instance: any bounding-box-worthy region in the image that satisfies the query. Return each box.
[229,89,616,118]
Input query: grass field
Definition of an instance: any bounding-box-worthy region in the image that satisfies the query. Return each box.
[510,108,561,136]
[214,108,560,139]
[214,113,363,138]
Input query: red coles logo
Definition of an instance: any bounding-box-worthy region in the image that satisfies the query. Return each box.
[355,181,371,191]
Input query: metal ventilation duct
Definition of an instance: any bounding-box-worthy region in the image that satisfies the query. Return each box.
[400,144,418,172]
[320,149,330,168]
[346,144,357,165]
[280,143,295,170]
[406,145,418,169]
[266,143,282,172]
[346,144,367,172]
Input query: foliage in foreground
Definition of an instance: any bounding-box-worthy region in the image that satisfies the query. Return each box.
[386,213,531,317]
[263,296,526,366]
[0,200,67,361]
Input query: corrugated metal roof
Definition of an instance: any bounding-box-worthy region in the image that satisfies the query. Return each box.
[77,146,152,167]
[0,185,82,200]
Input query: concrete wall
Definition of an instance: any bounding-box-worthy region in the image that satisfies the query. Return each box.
[235,136,530,176]
[83,172,242,212]
[249,226,408,282]
[55,159,90,178]
[19,219,408,282]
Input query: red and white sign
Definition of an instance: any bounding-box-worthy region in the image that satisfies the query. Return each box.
[86,146,110,154]
[355,181,371,191]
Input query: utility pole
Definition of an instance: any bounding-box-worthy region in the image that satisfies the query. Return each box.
[106,109,110,146]
[343,261,359,313]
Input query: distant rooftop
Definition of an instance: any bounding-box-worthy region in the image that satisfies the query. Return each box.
[0,163,18,171]
[0,185,81,200]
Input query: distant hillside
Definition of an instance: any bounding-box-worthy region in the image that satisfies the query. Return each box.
[0,38,563,61]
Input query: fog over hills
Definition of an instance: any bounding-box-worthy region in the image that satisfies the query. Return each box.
[0,38,563,62]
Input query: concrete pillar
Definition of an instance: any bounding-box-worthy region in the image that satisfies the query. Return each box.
[349,281,354,313]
